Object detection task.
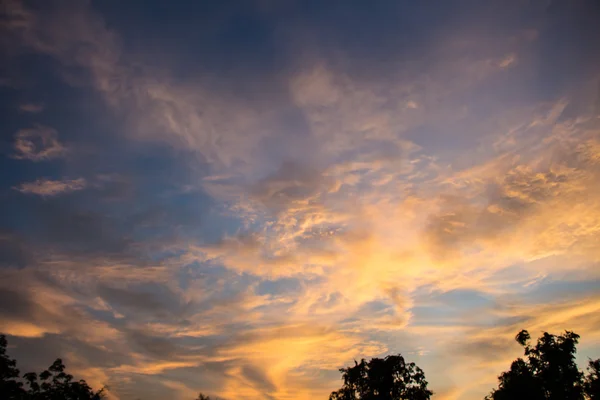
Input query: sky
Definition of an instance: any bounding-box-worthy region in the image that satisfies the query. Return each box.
[1,0,600,399]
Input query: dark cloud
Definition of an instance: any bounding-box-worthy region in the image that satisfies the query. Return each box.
[0,229,33,268]
[29,202,132,256]
[8,333,128,372]
[453,335,517,365]
[96,283,189,320]
[124,328,184,359]
[241,364,277,395]
[250,161,332,211]
[256,277,302,296]
[111,376,186,400]
[0,272,121,345]
[97,284,168,313]
[0,272,209,372]
[2,183,211,262]
[158,361,232,399]
[93,174,135,202]
[0,286,36,319]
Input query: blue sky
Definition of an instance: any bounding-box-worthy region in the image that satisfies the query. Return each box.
[1,0,600,399]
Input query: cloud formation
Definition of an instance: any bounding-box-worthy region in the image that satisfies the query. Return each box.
[14,178,86,196]
[12,125,66,161]
[1,1,600,400]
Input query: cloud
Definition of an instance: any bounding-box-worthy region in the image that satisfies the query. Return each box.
[21,202,135,257]
[14,178,87,196]
[0,267,121,343]
[19,103,45,113]
[1,0,276,176]
[406,100,419,109]
[0,230,32,268]
[12,125,66,161]
[96,283,189,321]
[250,161,336,211]
[213,323,387,399]
[498,53,517,68]
[1,1,600,400]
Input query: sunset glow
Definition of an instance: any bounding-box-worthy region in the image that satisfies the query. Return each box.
[1,1,600,399]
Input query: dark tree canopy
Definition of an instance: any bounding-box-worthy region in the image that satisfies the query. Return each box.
[585,360,600,400]
[329,354,432,400]
[0,335,24,398]
[196,393,219,400]
[0,334,104,400]
[487,329,600,400]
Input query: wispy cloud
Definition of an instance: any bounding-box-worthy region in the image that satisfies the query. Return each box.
[14,178,86,196]
[19,103,45,113]
[498,53,518,68]
[1,1,600,399]
[12,125,66,161]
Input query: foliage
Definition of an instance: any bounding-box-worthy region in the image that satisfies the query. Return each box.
[486,329,600,400]
[0,334,104,400]
[195,392,223,400]
[0,335,24,398]
[329,354,433,400]
[585,359,600,400]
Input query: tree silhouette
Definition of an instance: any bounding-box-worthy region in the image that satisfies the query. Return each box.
[0,334,104,399]
[0,335,25,398]
[585,359,600,400]
[195,392,222,400]
[487,330,600,400]
[329,354,432,400]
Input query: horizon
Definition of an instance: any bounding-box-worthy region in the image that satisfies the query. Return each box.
[1,0,600,399]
